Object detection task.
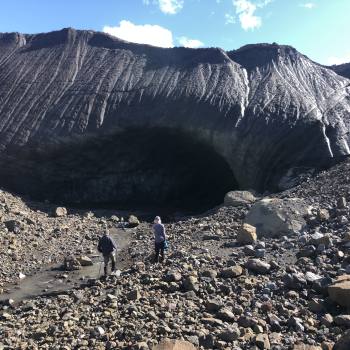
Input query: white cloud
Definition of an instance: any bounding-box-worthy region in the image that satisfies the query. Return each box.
[257,0,273,7]
[299,2,316,9]
[103,20,174,48]
[225,13,236,24]
[178,36,204,48]
[158,0,184,14]
[327,53,350,66]
[233,0,261,30]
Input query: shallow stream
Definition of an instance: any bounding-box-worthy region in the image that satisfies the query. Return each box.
[0,227,131,303]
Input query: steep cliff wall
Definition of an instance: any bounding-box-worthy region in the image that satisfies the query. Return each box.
[0,28,350,206]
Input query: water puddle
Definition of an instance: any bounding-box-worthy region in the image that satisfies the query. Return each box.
[0,228,131,302]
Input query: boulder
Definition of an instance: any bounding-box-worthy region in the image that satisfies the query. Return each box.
[237,223,257,245]
[305,271,322,283]
[283,273,307,290]
[255,334,270,349]
[293,345,322,350]
[110,215,119,222]
[337,197,347,209]
[328,275,350,308]
[219,266,243,278]
[206,300,223,313]
[63,256,81,271]
[334,315,350,327]
[77,256,93,267]
[2,298,15,307]
[218,327,241,342]
[245,198,308,237]
[153,339,196,350]
[310,233,331,247]
[320,314,334,327]
[95,326,105,336]
[128,215,140,228]
[317,209,330,221]
[4,220,22,233]
[164,271,182,282]
[54,207,67,217]
[201,270,218,279]
[127,290,141,301]
[182,276,199,292]
[334,330,350,350]
[246,259,271,274]
[343,232,350,242]
[237,315,256,328]
[308,298,325,313]
[224,191,256,206]
[321,342,333,350]
[217,308,236,322]
[137,342,149,350]
[202,234,221,241]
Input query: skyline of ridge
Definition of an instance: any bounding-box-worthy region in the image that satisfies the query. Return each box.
[0,0,349,66]
[0,26,347,69]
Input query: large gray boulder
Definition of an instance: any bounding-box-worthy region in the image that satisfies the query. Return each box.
[245,198,308,237]
[224,190,256,206]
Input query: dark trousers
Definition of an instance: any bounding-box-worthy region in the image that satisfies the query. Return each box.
[103,252,116,275]
[154,241,165,262]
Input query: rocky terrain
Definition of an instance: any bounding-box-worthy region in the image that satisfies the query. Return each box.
[0,190,102,287]
[2,27,350,350]
[0,158,350,349]
[1,29,350,209]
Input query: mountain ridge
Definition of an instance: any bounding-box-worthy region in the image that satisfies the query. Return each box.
[330,62,350,79]
[0,27,350,206]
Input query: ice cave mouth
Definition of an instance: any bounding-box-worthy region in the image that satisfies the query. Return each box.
[1,128,238,213]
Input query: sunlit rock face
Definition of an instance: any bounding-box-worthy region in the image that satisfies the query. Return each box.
[0,29,350,208]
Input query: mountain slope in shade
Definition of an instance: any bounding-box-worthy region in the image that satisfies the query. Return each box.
[0,28,350,206]
[330,62,350,79]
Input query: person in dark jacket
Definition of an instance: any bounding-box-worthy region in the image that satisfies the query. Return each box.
[97,230,117,276]
[153,216,166,263]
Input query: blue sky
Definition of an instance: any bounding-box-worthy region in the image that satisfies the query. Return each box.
[0,0,349,65]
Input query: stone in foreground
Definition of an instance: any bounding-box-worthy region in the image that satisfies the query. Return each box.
[153,339,196,350]
[328,275,350,308]
[245,259,271,274]
[220,266,243,278]
[237,223,257,245]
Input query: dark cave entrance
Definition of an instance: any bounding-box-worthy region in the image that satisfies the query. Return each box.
[3,128,238,214]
